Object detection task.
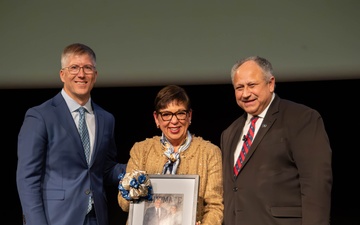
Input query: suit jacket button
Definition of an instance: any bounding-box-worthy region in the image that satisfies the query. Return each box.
[233,187,238,192]
[85,189,91,195]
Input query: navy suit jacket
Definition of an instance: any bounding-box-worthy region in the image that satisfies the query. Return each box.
[16,92,126,225]
[221,94,332,225]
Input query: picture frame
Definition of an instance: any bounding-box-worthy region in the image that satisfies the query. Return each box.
[128,174,199,225]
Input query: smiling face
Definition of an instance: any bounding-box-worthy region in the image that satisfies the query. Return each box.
[153,101,192,149]
[60,53,97,105]
[232,60,275,115]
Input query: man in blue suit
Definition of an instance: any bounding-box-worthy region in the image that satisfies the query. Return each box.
[16,43,126,225]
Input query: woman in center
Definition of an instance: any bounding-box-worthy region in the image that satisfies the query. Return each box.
[118,85,223,225]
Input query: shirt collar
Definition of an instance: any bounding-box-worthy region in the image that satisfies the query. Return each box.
[61,89,93,113]
[246,93,275,122]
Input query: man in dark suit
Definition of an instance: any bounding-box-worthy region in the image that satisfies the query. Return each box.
[220,56,332,225]
[143,197,168,225]
[16,43,126,225]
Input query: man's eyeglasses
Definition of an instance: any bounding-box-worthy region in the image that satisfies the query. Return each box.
[62,65,96,75]
[158,110,188,121]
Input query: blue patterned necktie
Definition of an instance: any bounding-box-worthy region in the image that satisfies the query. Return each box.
[234,116,259,177]
[78,107,90,165]
[77,107,92,213]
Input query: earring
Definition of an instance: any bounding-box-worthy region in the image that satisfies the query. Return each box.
[157,124,160,128]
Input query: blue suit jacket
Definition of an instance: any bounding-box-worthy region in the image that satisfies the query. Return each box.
[16,92,126,225]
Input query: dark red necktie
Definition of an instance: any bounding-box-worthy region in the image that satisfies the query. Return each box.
[234,116,259,177]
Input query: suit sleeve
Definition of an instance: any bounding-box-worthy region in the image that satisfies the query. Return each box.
[16,108,48,225]
[290,109,332,224]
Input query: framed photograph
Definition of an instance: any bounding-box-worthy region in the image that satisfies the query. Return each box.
[128,174,199,225]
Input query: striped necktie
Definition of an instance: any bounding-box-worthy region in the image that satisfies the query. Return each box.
[234,116,259,177]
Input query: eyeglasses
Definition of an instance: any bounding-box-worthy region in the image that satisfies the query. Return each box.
[158,110,188,121]
[62,65,96,75]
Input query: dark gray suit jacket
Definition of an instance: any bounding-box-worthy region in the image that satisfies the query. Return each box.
[221,94,332,225]
[143,206,168,225]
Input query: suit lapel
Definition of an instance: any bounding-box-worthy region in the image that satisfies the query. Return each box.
[228,115,247,179]
[52,93,88,164]
[91,103,104,166]
[241,95,280,168]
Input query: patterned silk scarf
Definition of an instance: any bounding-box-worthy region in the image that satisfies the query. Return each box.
[161,131,192,175]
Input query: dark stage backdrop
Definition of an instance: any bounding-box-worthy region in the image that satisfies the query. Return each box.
[5,79,359,225]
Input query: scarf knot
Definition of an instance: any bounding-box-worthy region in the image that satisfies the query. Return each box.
[161,131,192,175]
